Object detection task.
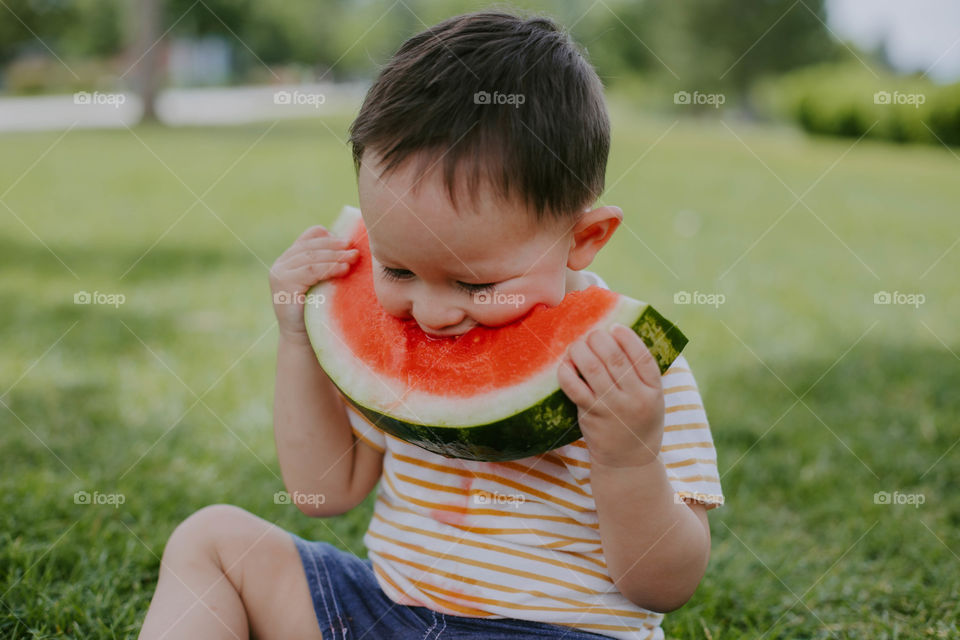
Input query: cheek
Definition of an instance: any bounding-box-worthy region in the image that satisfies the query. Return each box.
[468,276,566,327]
[372,279,407,316]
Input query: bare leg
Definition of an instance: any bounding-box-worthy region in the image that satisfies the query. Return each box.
[138,504,323,640]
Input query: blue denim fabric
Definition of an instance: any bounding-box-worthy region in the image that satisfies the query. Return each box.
[290,533,614,640]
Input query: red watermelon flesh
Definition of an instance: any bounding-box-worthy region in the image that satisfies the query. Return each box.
[305,206,687,461]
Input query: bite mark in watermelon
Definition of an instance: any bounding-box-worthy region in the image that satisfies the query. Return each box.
[304,206,688,462]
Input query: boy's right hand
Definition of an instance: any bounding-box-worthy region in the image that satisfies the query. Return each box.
[270,225,360,345]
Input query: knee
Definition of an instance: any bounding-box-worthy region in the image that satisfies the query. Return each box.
[163,503,254,563]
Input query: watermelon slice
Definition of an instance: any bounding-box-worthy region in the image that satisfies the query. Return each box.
[303,206,687,462]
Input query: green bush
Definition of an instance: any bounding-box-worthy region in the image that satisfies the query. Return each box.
[755,63,960,146]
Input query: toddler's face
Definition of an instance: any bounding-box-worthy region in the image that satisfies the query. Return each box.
[357,153,576,338]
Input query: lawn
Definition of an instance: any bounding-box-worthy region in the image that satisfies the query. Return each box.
[1,101,958,638]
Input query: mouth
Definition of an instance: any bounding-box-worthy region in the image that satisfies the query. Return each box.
[400,317,478,340]
[408,320,473,340]
[422,329,465,340]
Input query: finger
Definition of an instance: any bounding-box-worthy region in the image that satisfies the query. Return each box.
[567,338,614,396]
[610,323,662,389]
[296,225,332,242]
[586,328,643,394]
[285,261,352,287]
[557,356,594,406]
[300,235,353,251]
[283,247,357,269]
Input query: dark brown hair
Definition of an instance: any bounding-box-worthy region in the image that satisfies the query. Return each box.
[348,10,610,223]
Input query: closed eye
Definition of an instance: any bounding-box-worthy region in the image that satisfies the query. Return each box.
[380,266,497,294]
[380,266,414,282]
[456,281,496,294]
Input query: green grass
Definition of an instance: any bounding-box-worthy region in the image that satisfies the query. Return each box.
[1,103,958,638]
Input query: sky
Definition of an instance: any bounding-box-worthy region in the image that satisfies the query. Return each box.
[826,0,960,82]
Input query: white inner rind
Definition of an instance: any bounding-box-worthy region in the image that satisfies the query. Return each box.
[305,206,648,427]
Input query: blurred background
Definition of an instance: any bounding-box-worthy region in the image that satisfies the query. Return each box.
[1,1,957,638]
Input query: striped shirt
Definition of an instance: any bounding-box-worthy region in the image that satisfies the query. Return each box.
[343,270,724,640]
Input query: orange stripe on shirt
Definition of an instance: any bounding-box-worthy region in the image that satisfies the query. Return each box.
[660,440,714,452]
[371,511,611,581]
[392,452,589,499]
[665,457,717,469]
[372,563,495,618]
[377,495,602,547]
[394,471,590,514]
[665,403,704,414]
[367,528,602,596]
[374,549,643,617]
[416,579,653,620]
[350,426,385,453]
[667,473,721,484]
[381,472,599,529]
[554,455,591,469]
[663,384,698,394]
[664,422,709,432]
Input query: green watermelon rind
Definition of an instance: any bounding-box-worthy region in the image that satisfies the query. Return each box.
[327,302,687,462]
[305,205,689,462]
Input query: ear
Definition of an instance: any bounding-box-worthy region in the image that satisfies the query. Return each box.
[566,205,623,271]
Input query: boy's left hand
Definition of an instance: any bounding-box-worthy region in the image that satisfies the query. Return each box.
[557,323,665,469]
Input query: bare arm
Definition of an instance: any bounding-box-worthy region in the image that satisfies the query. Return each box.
[269,224,382,517]
[273,334,382,517]
[592,459,711,612]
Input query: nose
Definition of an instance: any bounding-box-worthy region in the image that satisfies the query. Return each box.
[410,293,468,336]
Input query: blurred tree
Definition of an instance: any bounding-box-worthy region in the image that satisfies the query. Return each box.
[165,0,250,37]
[0,0,75,65]
[61,0,125,57]
[131,0,163,121]
[570,1,662,84]
[662,0,841,109]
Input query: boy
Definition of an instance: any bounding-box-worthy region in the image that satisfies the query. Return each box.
[139,10,723,640]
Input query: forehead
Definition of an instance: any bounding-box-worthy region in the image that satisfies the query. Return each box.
[357,153,561,276]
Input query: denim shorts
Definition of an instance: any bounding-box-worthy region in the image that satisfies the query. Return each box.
[290,533,615,639]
